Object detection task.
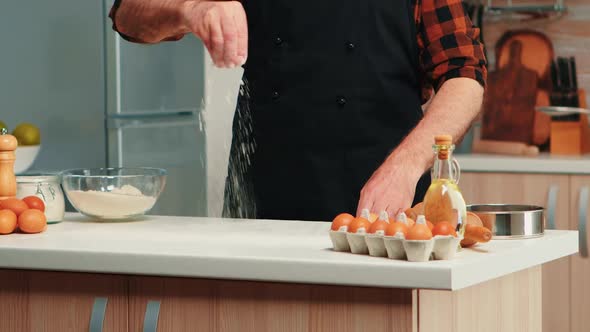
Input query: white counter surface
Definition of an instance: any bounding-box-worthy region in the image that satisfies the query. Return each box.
[456,153,590,174]
[0,214,578,291]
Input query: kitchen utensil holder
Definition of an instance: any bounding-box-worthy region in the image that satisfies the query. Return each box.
[550,89,590,155]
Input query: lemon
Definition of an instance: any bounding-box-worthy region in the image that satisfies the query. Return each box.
[0,121,7,132]
[12,123,41,146]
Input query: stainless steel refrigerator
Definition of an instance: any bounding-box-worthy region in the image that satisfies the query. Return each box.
[102,2,208,217]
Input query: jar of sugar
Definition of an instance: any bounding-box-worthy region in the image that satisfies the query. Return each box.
[16,174,65,223]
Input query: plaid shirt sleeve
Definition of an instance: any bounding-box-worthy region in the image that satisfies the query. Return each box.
[415,0,487,102]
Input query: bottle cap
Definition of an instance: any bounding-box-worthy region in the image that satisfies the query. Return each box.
[435,134,453,145]
[434,135,453,160]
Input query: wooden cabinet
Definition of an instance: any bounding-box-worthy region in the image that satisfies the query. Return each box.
[0,270,128,332]
[128,276,413,332]
[569,175,590,332]
[461,172,573,332]
[0,268,543,332]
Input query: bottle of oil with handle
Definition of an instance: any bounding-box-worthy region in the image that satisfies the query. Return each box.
[423,135,468,237]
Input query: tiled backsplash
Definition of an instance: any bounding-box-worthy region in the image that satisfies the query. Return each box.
[483,0,590,106]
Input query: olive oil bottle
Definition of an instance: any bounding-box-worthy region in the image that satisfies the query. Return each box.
[423,135,467,236]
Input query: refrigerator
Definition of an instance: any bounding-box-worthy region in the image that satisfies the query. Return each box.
[102,2,208,217]
[1,1,209,217]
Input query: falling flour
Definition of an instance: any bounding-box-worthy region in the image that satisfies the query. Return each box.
[67,185,156,218]
[222,78,257,219]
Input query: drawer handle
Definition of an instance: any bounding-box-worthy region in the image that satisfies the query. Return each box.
[143,300,161,332]
[579,187,589,258]
[89,297,108,332]
[546,185,559,230]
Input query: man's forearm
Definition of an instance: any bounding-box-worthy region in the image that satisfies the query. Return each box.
[112,0,195,43]
[389,78,484,175]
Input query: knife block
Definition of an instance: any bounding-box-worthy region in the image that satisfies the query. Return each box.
[550,90,590,155]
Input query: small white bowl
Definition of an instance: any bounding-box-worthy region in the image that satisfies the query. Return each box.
[14,145,41,174]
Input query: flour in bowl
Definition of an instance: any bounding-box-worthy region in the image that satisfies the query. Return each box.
[67,185,156,218]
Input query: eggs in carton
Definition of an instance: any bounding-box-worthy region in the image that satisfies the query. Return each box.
[329,210,463,262]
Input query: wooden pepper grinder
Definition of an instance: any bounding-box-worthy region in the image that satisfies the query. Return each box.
[0,128,18,200]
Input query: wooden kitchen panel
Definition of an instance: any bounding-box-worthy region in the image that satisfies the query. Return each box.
[461,172,570,332]
[0,270,30,332]
[483,0,590,106]
[419,266,542,332]
[128,276,414,332]
[569,175,590,332]
[0,270,128,332]
[461,173,570,223]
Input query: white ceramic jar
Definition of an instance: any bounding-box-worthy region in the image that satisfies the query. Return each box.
[16,174,65,223]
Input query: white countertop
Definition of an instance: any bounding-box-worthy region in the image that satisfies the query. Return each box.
[456,153,590,174]
[0,214,578,291]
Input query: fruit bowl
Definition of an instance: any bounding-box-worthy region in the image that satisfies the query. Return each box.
[15,145,41,174]
[60,167,167,220]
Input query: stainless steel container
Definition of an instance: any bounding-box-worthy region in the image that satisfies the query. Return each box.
[467,204,544,239]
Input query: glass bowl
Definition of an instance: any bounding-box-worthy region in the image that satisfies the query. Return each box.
[61,167,167,220]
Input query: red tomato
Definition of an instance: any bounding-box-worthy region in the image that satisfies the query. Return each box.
[0,198,28,216]
[22,196,46,212]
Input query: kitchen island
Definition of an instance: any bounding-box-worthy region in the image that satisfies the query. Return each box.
[456,152,590,332]
[0,214,578,332]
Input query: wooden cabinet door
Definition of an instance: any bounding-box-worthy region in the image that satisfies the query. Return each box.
[461,172,571,332]
[570,175,590,332]
[129,276,413,332]
[0,270,128,332]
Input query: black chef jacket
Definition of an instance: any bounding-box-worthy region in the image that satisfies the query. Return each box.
[223,0,430,221]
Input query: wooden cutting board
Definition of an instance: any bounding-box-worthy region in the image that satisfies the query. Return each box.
[496,30,554,91]
[482,40,538,144]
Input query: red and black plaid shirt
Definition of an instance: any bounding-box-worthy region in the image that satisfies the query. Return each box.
[110,0,487,103]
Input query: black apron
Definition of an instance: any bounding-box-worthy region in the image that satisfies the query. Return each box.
[223,0,430,221]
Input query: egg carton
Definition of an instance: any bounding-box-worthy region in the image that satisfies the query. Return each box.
[329,230,463,262]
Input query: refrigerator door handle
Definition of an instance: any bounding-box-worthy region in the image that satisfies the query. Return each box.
[107,110,202,130]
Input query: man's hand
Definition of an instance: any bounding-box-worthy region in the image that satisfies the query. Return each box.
[181,1,248,68]
[356,78,484,217]
[357,155,423,218]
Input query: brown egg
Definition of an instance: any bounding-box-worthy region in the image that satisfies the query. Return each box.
[348,217,371,233]
[406,216,433,240]
[331,213,355,231]
[0,209,17,235]
[368,220,389,234]
[0,198,28,217]
[18,209,47,234]
[384,222,409,237]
